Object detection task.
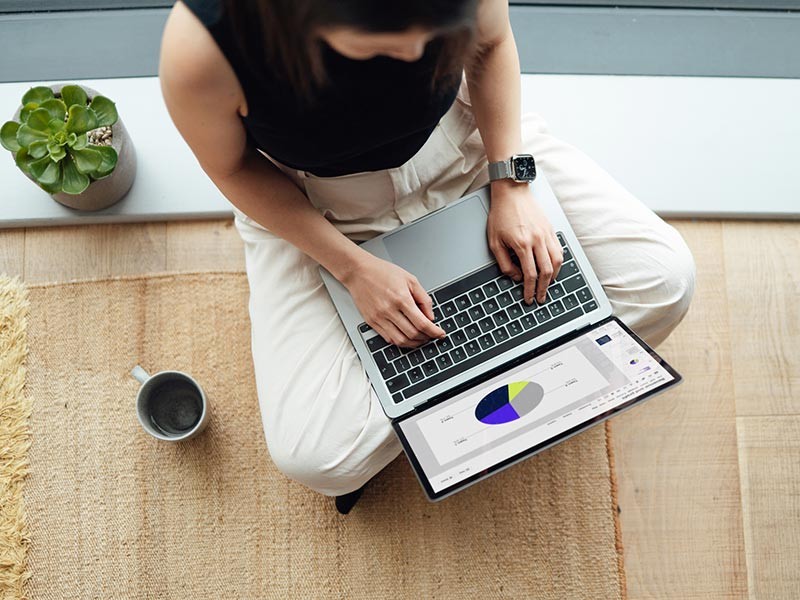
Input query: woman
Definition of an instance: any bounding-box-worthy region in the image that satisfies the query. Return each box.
[159,0,696,513]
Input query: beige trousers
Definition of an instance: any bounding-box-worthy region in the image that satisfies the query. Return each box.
[231,80,696,496]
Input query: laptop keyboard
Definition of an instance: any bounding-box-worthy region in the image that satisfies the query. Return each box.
[359,232,599,404]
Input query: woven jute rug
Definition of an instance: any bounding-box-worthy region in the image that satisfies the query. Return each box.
[0,271,626,599]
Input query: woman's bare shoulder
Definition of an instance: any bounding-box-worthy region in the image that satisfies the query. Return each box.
[159,0,248,117]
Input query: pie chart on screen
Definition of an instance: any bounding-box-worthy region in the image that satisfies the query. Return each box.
[475,381,544,425]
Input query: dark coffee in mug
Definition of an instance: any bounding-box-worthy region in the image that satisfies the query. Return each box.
[145,378,203,435]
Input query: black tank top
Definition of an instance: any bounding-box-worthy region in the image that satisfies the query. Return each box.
[180,0,462,177]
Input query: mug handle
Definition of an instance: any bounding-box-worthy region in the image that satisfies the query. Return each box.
[130,365,151,384]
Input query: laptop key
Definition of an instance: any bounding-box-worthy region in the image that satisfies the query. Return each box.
[452,330,468,346]
[409,349,425,366]
[379,362,396,379]
[563,246,573,262]
[562,293,579,310]
[422,360,438,377]
[469,288,486,303]
[432,306,443,322]
[442,301,458,317]
[549,283,565,299]
[493,310,510,327]
[549,299,566,316]
[400,307,584,399]
[563,274,587,294]
[386,373,410,393]
[450,347,468,363]
[435,354,453,370]
[510,286,524,302]
[384,346,402,361]
[455,312,472,328]
[482,281,500,297]
[407,367,424,383]
[359,323,371,333]
[478,317,495,333]
[392,393,404,404]
[454,294,471,311]
[557,232,566,247]
[497,276,515,290]
[436,337,454,353]
[422,344,439,359]
[506,304,523,319]
[433,263,502,304]
[507,320,523,337]
[468,305,486,320]
[440,318,457,334]
[556,261,579,281]
[492,326,510,343]
[482,297,500,314]
[498,291,514,307]
[583,300,599,312]
[465,324,481,339]
[534,307,551,323]
[465,341,481,356]
[478,334,495,350]
[367,335,389,353]
[521,315,537,329]
[394,356,411,372]
[576,287,593,304]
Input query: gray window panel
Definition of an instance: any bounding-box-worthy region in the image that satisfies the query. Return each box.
[1,5,799,82]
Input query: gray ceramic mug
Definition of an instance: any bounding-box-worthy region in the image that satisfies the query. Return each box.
[131,365,210,441]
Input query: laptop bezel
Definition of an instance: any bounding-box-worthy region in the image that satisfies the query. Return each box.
[392,315,683,502]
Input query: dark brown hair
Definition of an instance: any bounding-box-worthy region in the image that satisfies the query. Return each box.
[225,0,480,103]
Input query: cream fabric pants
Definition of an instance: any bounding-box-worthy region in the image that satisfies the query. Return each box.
[231,80,696,496]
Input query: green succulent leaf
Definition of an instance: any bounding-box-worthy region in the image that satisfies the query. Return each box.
[16,124,49,148]
[71,147,103,174]
[29,155,61,186]
[60,85,88,109]
[1,121,21,152]
[21,86,54,106]
[40,174,63,194]
[26,108,52,132]
[72,133,87,150]
[89,96,118,127]
[28,139,49,159]
[19,102,39,123]
[65,105,97,135]
[89,145,118,179]
[47,141,67,161]
[67,132,78,145]
[14,147,33,175]
[39,98,67,123]
[62,154,90,194]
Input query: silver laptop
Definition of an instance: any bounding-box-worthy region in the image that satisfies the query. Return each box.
[320,177,681,500]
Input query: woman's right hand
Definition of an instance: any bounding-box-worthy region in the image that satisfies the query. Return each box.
[342,254,446,348]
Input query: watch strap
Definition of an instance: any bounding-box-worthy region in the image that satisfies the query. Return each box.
[488,159,513,181]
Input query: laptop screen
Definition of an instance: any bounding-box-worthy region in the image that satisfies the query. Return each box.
[394,317,681,500]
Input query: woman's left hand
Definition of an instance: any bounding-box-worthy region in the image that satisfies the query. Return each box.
[486,181,563,305]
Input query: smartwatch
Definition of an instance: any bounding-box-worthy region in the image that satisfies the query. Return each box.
[488,154,537,183]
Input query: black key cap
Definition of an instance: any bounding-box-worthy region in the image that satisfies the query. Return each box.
[478,333,495,350]
[433,263,502,304]
[407,367,424,383]
[549,283,565,299]
[483,297,499,314]
[372,352,389,372]
[465,324,481,339]
[493,310,510,327]
[422,344,439,359]
[497,276,515,290]
[452,330,468,346]
[401,308,584,399]
[367,335,388,353]
[432,306,443,322]
[435,354,453,370]
[521,298,537,312]
[442,301,458,317]
[395,356,411,372]
[549,299,566,316]
[556,261,579,281]
[436,337,454,353]
[482,281,500,297]
[468,305,485,320]
[455,312,472,328]
[386,373,410,393]
[509,287,524,302]
[507,319,523,336]
[409,349,426,366]
[384,346,402,361]
[563,274,587,293]
[379,362,396,380]
[507,304,523,319]
[557,232,566,247]
[583,300,599,312]
[534,307,551,323]
[359,323,371,333]
[478,317,495,333]
[455,294,471,311]
[450,347,468,363]
[492,327,510,343]
[392,393,404,404]
[576,287,593,304]
[562,293,579,310]
[563,246,573,262]
[422,360,438,377]
[440,318,457,334]
[465,341,481,356]
[498,291,514,308]
[521,314,537,329]
[469,288,486,303]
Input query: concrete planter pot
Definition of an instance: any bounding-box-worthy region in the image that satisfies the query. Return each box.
[12,82,137,211]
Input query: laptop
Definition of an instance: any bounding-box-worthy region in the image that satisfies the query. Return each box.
[319,177,682,501]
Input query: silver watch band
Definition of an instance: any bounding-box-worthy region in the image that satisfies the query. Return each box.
[488,159,513,181]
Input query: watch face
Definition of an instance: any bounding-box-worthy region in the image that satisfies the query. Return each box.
[513,155,537,181]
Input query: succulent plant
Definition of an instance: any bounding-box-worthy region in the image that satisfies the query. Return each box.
[0,85,119,195]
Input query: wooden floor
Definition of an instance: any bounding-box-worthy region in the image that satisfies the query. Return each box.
[1,218,797,599]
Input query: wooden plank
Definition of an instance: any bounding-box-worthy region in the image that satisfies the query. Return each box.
[723,221,800,417]
[23,222,166,283]
[613,220,748,599]
[165,219,244,273]
[0,227,25,279]
[736,416,800,599]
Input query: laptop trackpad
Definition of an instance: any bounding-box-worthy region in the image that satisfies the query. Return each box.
[383,195,494,291]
